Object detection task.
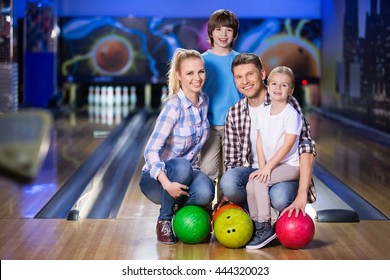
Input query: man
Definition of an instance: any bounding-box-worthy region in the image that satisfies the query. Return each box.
[220,53,316,221]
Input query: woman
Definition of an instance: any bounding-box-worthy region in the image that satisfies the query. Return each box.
[139,48,214,245]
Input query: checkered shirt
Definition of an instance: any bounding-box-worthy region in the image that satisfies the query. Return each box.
[224,92,317,203]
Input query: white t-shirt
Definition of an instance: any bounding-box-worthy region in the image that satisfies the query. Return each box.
[249,104,261,169]
[257,103,302,167]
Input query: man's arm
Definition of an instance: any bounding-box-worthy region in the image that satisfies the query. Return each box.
[283,96,316,217]
[280,152,314,217]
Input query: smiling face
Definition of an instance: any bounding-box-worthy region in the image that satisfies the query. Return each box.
[233,63,266,99]
[267,72,294,103]
[211,26,235,51]
[177,57,205,96]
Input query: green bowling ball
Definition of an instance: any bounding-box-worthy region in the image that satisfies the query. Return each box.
[214,208,254,248]
[172,205,211,244]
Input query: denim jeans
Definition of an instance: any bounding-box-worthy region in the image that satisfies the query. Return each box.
[139,158,214,220]
[219,166,299,213]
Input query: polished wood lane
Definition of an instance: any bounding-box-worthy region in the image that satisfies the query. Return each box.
[1,218,389,260]
[308,112,390,217]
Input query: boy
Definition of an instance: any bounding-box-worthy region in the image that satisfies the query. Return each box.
[200,10,242,206]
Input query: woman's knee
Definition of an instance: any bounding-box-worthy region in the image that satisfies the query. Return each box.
[166,158,193,185]
[189,173,214,206]
[139,171,162,204]
[195,190,214,206]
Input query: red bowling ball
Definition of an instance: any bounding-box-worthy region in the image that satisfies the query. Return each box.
[275,211,315,249]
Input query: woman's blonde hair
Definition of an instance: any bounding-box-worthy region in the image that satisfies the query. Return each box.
[167,48,203,97]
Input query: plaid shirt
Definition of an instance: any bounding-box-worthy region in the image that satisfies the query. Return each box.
[143,90,210,179]
[224,92,317,203]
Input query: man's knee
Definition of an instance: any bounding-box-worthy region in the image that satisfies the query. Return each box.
[220,169,237,195]
[269,181,299,212]
[220,168,248,204]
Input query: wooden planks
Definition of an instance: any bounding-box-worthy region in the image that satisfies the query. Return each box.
[1,218,389,260]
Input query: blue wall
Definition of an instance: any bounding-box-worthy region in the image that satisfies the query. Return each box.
[13,0,321,19]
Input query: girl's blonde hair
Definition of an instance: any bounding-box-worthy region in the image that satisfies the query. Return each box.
[167,48,203,97]
[267,66,295,87]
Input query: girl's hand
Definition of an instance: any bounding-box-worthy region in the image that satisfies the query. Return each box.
[260,166,271,183]
[249,170,261,180]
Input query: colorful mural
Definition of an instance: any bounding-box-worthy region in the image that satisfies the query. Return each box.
[59,17,321,84]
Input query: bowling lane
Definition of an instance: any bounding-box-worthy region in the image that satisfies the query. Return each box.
[307,110,390,218]
[0,106,125,219]
[116,134,156,220]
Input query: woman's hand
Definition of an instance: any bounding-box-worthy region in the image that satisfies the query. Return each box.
[164,181,189,199]
[157,170,189,199]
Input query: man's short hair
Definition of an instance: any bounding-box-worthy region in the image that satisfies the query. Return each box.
[231,53,264,73]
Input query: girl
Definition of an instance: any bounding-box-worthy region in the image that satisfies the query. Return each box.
[246,66,302,249]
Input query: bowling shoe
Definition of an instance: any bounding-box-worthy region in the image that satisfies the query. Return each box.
[156,220,176,245]
[245,221,276,250]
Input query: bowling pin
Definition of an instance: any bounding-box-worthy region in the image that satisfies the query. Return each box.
[122,86,129,106]
[114,86,122,106]
[130,85,137,111]
[122,104,129,118]
[144,83,151,108]
[114,105,122,124]
[94,86,101,105]
[101,105,107,124]
[106,86,114,107]
[88,86,94,105]
[106,105,114,126]
[101,86,107,106]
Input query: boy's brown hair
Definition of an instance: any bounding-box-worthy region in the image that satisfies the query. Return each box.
[207,9,239,48]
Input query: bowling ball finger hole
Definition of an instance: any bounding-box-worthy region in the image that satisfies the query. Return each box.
[226,229,236,234]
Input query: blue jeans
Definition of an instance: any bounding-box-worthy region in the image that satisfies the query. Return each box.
[220,166,299,213]
[139,158,214,220]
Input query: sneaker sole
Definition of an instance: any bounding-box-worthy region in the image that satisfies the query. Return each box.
[157,240,177,245]
[245,233,277,250]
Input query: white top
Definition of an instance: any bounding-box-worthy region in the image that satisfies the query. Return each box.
[257,103,302,167]
[249,104,261,169]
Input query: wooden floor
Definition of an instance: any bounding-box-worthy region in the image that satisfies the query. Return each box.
[1,107,390,260]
